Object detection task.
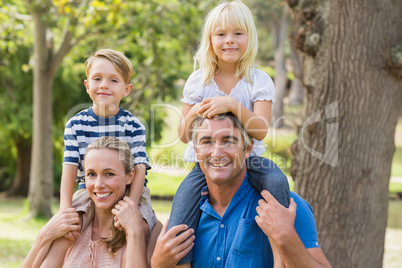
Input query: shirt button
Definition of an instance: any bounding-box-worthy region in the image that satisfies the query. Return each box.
[217,257,221,261]
[220,224,224,228]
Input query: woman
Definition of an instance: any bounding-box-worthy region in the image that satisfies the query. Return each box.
[23,137,167,267]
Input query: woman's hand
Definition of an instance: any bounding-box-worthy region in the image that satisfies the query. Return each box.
[40,208,81,242]
[151,220,195,268]
[197,97,237,118]
[112,196,145,237]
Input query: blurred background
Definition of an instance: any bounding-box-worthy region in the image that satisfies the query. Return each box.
[0,0,401,267]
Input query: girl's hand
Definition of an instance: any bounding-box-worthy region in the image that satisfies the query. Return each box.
[112,196,144,236]
[198,97,237,118]
[41,208,81,242]
[151,220,195,268]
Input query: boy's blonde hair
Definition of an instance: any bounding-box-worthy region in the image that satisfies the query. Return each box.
[85,49,133,84]
[194,0,258,84]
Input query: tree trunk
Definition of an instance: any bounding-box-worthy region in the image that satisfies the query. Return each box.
[6,138,31,197]
[28,10,54,218]
[288,0,402,267]
[288,23,304,106]
[272,5,289,129]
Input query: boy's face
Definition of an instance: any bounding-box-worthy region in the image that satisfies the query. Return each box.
[84,58,132,116]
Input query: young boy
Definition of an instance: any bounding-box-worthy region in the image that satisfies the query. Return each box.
[60,49,156,235]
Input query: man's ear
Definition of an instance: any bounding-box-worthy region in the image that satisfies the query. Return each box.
[245,139,254,159]
[123,84,133,97]
[126,169,135,185]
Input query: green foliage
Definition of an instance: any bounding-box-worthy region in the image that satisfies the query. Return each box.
[391,146,402,177]
[1,0,216,194]
[147,172,185,196]
[262,133,297,176]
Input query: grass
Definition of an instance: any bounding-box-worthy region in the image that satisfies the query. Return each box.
[0,198,47,268]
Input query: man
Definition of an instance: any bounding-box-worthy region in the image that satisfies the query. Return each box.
[152,113,332,268]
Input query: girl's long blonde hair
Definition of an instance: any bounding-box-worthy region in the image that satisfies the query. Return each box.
[194,0,258,85]
[85,136,134,255]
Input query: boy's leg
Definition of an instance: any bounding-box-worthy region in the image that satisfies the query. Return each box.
[247,156,290,208]
[167,164,206,265]
[138,185,158,234]
[71,188,93,232]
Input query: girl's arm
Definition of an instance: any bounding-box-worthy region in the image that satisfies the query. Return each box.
[198,97,272,141]
[178,102,202,143]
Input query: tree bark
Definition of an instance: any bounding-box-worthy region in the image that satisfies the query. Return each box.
[272,5,289,129]
[288,23,304,106]
[6,138,31,197]
[28,9,54,218]
[26,0,77,218]
[288,0,402,267]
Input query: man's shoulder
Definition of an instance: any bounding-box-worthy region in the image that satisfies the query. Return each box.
[290,191,314,215]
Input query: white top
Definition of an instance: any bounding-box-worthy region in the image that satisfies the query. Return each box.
[181,67,275,162]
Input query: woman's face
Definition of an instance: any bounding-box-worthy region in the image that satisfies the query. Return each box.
[84,148,134,211]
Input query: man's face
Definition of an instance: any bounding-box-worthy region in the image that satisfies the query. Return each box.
[194,118,252,186]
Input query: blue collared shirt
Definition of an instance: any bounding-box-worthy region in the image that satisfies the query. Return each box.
[193,174,319,268]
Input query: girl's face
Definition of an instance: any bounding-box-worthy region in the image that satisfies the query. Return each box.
[211,22,248,65]
[84,148,134,211]
[84,58,133,116]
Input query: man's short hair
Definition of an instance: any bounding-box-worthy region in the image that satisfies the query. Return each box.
[192,112,253,150]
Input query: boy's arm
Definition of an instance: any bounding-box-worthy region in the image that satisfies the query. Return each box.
[129,164,146,205]
[60,164,78,210]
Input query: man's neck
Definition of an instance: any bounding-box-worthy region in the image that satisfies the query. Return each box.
[207,168,247,218]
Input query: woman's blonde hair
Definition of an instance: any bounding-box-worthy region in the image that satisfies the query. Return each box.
[85,49,133,84]
[194,0,258,84]
[85,136,134,255]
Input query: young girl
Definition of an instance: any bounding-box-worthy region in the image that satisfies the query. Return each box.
[168,0,290,265]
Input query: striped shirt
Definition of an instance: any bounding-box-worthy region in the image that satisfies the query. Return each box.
[63,107,150,186]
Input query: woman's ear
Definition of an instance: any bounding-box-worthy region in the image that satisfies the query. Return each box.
[126,169,135,185]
